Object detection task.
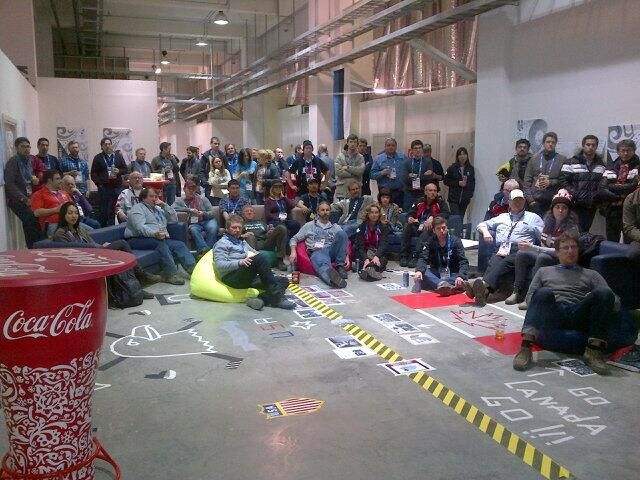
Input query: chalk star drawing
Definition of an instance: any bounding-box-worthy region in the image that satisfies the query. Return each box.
[291,320,317,330]
[110,324,216,358]
[449,310,505,331]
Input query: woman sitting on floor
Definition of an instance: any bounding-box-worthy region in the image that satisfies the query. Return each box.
[53,201,159,297]
[353,203,392,281]
[506,190,579,309]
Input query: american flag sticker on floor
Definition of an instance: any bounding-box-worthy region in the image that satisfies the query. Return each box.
[259,397,325,419]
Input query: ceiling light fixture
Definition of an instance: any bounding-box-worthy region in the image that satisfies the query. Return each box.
[152,64,161,74]
[160,50,170,65]
[213,10,229,26]
[196,38,208,46]
[373,88,388,94]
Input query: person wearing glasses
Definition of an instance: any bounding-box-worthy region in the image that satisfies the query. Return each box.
[513,231,617,375]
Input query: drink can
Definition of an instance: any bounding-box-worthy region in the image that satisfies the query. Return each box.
[291,271,300,284]
[402,271,409,287]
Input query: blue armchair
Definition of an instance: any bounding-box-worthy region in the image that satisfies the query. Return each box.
[590,241,640,309]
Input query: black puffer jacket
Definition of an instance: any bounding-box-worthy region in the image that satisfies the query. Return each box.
[444,162,475,205]
[603,154,640,199]
[558,152,607,207]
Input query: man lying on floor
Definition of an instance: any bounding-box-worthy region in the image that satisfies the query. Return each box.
[214,215,295,311]
[513,231,617,375]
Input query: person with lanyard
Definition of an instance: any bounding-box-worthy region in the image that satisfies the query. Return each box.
[151,142,179,206]
[208,156,232,206]
[413,216,469,296]
[90,137,127,227]
[235,148,257,201]
[371,137,407,209]
[465,188,544,305]
[358,138,374,196]
[219,179,251,226]
[253,149,280,205]
[129,147,152,177]
[289,201,349,288]
[199,137,225,199]
[353,203,392,281]
[115,171,145,223]
[30,169,72,237]
[296,178,327,222]
[240,204,289,271]
[172,180,218,260]
[61,174,101,230]
[334,134,364,200]
[330,180,374,238]
[124,188,196,286]
[224,143,239,178]
[287,140,328,196]
[523,131,567,216]
[53,201,161,296]
[400,182,450,268]
[2,136,43,247]
[61,140,90,194]
[35,137,61,175]
[402,140,444,211]
[180,146,201,183]
[264,181,301,237]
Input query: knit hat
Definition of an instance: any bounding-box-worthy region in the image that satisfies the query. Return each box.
[551,189,572,207]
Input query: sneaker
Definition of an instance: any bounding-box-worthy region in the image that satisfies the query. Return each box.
[518,299,528,310]
[505,290,522,305]
[472,278,488,306]
[407,256,418,268]
[164,274,185,285]
[435,281,454,297]
[277,260,288,271]
[583,346,610,375]
[246,297,265,311]
[513,346,533,371]
[327,267,347,288]
[142,290,155,300]
[336,265,349,279]
[399,256,408,267]
[462,280,475,299]
[139,270,162,286]
[274,298,296,310]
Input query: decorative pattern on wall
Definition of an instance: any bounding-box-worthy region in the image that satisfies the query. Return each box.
[103,127,133,164]
[607,124,640,162]
[56,127,89,161]
[515,119,548,155]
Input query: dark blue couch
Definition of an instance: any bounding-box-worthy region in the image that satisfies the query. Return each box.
[32,223,188,274]
[590,241,640,310]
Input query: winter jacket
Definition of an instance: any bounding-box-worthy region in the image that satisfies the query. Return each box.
[335,151,365,198]
[408,198,450,222]
[444,161,475,205]
[416,233,469,279]
[523,151,568,204]
[289,219,343,251]
[509,154,532,185]
[353,221,392,261]
[208,168,232,198]
[603,154,640,199]
[124,202,177,238]
[253,162,280,195]
[623,188,640,243]
[330,195,375,224]
[91,151,128,189]
[558,153,607,207]
[402,156,444,193]
[172,195,215,220]
[213,233,257,275]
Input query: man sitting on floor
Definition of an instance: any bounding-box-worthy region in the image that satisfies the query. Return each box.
[465,188,543,305]
[296,177,327,221]
[330,180,374,238]
[240,204,288,271]
[513,232,616,375]
[289,201,349,288]
[413,216,469,296]
[214,215,294,311]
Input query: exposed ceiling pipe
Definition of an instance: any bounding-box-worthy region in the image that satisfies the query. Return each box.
[182,0,517,121]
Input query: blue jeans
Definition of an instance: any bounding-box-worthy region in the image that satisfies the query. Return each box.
[522,287,615,343]
[163,183,177,206]
[189,219,219,252]
[310,229,348,284]
[127,237,195,276]
[340,220,359,238]
[422,269,459,290]
[81,217,101,230]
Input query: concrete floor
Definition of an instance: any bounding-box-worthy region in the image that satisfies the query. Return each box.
[1,253,639,480]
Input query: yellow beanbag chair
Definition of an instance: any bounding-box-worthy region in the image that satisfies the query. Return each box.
[190,250,260,303]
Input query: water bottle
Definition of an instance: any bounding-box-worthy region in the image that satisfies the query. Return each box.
[462,227,468,239]
[354,259,361,272]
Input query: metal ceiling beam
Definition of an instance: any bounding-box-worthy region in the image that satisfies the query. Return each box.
[182,0,517,121]
[104,0,281,17]
[53,66,230,80]
[408,38,477,81]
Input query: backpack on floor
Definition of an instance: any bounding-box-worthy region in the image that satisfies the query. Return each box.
[107,269,144,309]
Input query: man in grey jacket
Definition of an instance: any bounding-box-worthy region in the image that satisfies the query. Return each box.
[125,188,195,285]
[334,134,364,199]
[172,180,218,259]
[214,215,294,311]
[289,201,349,288]
[523,132,567,215]
[513,231,615,375]
[330,181,374,238]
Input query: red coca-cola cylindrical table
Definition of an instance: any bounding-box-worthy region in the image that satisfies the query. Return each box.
[0,248,136,480]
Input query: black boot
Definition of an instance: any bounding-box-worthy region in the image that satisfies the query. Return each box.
[135,266,162,286]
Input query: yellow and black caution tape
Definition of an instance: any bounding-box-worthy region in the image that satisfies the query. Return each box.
[287,284,575,480]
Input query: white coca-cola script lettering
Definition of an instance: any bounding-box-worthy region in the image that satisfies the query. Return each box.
[0,255,55,277]
[35,249,125,268]
[3,299,95,340]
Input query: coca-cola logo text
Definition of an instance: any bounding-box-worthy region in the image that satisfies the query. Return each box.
[3,299,95,340]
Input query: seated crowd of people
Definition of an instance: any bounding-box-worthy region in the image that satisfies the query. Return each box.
[4,131,640,375]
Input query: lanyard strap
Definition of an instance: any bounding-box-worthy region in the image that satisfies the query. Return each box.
[229,198,240,213]
[49,190,64,205]
[539,153,556,174]
[412,158,423,175]
[104,153,114,169]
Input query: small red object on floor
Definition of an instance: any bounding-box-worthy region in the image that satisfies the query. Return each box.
[474,332,543,356]
[391,292,472,309]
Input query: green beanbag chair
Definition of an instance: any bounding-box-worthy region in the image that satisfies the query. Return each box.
[190,250,260,303]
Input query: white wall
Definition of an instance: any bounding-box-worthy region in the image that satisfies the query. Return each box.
[277,106,309,156]
[38,78,159,182]
[474,0,640,228]
[0,0,37,86]
[0,49,40,250]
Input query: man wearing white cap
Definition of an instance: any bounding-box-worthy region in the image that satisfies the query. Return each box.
[464,188,544,305]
